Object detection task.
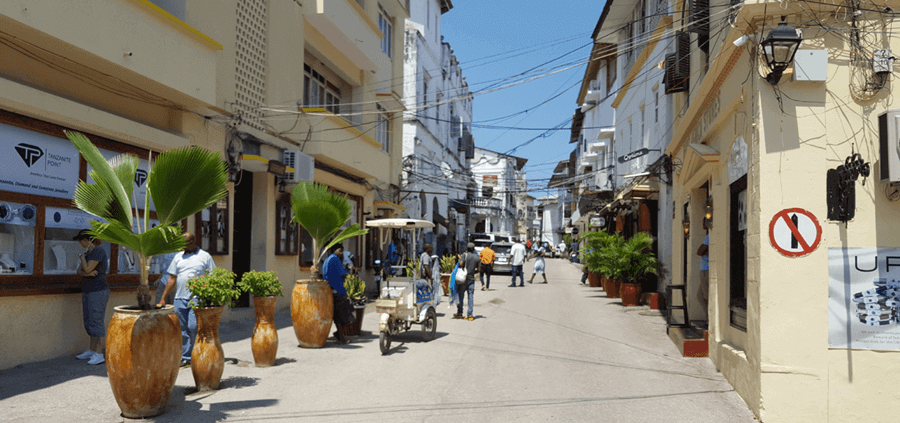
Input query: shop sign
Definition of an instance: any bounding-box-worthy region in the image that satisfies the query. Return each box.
[828,248,900,350]
[0,123,79,199]
[617,148,650,164]
[590,217,605,227]
[769,208,821,257]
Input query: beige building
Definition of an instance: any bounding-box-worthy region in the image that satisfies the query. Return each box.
[0,0,407,370]
[665,1,900,421]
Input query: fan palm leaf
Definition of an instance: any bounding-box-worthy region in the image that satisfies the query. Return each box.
[289,181,367,272]
[67,131,135,228]
[148,146,228,225]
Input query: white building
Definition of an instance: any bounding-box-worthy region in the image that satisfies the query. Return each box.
[401,0,473,256]
[469,147,526,237]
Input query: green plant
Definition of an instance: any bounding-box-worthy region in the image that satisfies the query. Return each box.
[289,182,368,278]
[563,233,573,246]
[238,270,284,298]
[440,255,457,274]
[618,232,657,283]
[406,257,420,277]
[65,131,228,309]
[186,267,242,309]
[344,274,365,300]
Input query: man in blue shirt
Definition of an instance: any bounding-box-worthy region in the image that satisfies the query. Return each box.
[323,243,353,344]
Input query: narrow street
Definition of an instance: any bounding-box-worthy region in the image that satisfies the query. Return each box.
[1,258,755,422]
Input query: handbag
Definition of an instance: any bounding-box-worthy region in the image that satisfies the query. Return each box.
[455,253,468,285]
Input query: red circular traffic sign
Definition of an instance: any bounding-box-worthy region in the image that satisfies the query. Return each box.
[768,208,821,257]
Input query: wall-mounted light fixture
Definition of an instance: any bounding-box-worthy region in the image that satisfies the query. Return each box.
[760,16,802,84]
[682,213,691,239]
[704,195,713,228]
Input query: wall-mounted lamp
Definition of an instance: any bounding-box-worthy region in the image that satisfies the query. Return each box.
[704,195,713,228]
[682,213,691,239]
[276,177,287,193]
[760,17,802,84]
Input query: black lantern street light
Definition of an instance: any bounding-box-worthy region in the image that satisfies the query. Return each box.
[760,17,802,84]
[682,213,691,239]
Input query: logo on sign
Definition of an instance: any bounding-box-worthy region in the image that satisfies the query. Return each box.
[15,143,44,167]
[134,169,148,187]
[54,212,61,223]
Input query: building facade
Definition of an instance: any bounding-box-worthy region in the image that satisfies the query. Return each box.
[469,147,527,238]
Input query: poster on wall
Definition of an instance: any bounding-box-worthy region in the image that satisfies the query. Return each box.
[0,123,80,199]
[829,248,900,350]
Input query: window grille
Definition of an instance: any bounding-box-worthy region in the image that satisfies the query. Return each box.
[235,0,268,131]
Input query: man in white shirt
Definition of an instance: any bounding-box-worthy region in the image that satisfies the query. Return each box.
[509,240,527,287]
[157,232,216,368]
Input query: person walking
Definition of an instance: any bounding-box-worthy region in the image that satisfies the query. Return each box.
[479,242,495,291]
[158,232,216,368]
[455,243,480,320]
[73,229,109,365]
[323,243,354,344]
[528,246,548,284]
[509,239,526,287]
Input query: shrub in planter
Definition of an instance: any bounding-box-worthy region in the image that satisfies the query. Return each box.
[186,268,240,390]
[340,274,367,336]
[439,256,457,295]
[238,271,283,367]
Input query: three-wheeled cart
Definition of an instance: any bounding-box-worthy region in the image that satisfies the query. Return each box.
[368,219,437,354]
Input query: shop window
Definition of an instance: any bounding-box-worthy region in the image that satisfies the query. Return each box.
[0,201,36,275]
[275,194,298,255]
[120,216,161,275]
[194,197,229,255]
[42,207,111,275]
[729,175,748,331]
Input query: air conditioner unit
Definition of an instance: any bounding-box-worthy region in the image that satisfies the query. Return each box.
[878,109,900,182]
[283,150,315,183]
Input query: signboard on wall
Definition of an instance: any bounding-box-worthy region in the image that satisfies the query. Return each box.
[0,123,80,199]
[829,248,900,350]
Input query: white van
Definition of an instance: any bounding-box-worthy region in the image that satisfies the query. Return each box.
[468,233,511,254]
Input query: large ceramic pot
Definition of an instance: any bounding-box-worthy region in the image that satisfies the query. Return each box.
[587,272,601,287]
[602,276,621,298]
[191,307,225,391]
[251,296,279,367]
[339,304,367,337]
[106,305,181,419]
[291,280,334,348]
[620,282,642,306]
[440,274,451,296]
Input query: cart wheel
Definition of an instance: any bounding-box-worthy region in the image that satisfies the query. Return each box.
[422,308,437,342]
[379,330,391,355]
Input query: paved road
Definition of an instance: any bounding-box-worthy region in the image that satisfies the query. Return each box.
[0,258,756,422]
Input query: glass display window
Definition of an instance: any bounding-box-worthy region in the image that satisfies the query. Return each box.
[118,218,160,274]
[195,197,229,255]
[0,201,36,275]
[43,207,110,275]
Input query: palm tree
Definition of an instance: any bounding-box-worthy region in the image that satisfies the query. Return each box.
[289,181,368,276]
[65,131,228,310]
[619,232,657,283]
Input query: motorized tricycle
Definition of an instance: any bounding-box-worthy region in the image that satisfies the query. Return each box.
[368,218,437,354]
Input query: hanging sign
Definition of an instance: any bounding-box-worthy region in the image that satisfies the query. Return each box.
[618,148,650,163]
[590,217,605,227]
[768,208,821,257]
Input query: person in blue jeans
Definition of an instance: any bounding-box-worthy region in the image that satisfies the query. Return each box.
[509,240,526,287]
[455,243,480,320]
[158,232,216,368]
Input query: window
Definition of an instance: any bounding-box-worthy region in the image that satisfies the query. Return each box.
[730,175,748,331]
[275,194,298,255]
[194,197,229,255]
[303,64,341,115]
[376,105,390,153]
[378,5,392,58]
[482,186,494,198]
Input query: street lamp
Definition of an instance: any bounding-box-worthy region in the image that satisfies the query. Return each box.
[704,195,713,228]
[760,17,802,84]
[682,213,690,239]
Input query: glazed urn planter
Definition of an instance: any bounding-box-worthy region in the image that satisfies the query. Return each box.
[339,304,367,337]
[251,296,279,367]
[602,276,621,298]
[440,274,451,296]
[106,305,181,419]
[620,282,642,306]
[191,307,225,391]
[291,280,334,348]
[587,272,601,287]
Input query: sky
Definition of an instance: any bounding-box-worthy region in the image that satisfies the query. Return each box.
[441,0,606,199]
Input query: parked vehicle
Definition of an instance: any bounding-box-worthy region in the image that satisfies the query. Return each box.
[469,233,511,255]
[490,242,514,273]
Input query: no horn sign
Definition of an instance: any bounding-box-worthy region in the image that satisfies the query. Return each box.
[769,208,822,258]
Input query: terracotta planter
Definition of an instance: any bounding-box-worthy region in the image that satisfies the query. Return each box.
[440,274,451,296]
[106,305,181,419]
[587,272,601,287]
[251,296,279,367]
[291,280,334,348]
[191,307,225,391]
[339,305,367,337]
[620,282,642,306]
[603,277,621,298]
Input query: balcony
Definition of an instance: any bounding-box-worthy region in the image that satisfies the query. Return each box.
[470,197,502,216]
[304,0,381,82]
[298,108,389,181]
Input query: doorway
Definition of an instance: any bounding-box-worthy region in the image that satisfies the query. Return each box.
[231,170,253,307]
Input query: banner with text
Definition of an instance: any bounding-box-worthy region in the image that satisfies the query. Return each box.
[828,248,900,350]
[0,123,80,199]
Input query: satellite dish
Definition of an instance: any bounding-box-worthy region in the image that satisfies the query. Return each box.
[441,162,453,179]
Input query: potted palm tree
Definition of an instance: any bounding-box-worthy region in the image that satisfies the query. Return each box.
[288,182,367,348]
[340,273,366,336]
[580,231,615,289]
[594,233,627,298]
[65,131,227,418]
[237,270,284,367]
[185,267,241,391]
[618,232,657,307]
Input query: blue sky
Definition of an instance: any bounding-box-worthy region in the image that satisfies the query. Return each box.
[441,1,605,198]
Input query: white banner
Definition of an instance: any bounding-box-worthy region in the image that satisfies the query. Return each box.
[829,248,900,350]
[0,123,80,199]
